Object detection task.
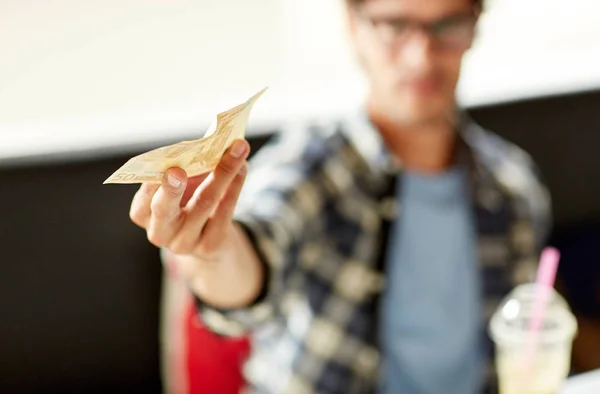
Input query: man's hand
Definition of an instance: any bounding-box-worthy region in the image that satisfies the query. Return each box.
[130,139,249,257]
[129,139,264,308]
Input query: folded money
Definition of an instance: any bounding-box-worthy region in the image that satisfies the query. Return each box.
[103,87,268,184]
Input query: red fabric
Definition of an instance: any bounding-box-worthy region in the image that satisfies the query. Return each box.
[184,299,251,394]
[163,249,250,394]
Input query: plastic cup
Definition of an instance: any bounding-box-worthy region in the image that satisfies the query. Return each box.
[489,283,578,394]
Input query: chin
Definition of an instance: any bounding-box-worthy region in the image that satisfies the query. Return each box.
[393,96,449,125]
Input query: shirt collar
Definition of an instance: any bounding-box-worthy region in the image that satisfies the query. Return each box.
[342,106,398,176]
[342,106,493,176]
[342,106,504,212]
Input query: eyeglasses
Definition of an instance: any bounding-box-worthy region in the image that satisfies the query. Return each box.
[358,11,477,51]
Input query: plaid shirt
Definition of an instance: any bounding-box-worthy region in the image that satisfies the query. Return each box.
[193,109,551,394]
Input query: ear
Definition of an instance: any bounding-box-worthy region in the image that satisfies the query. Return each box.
[469,8,482,50]
[473,3,482,24]
[344,6,368,74]
[344,2,360,49]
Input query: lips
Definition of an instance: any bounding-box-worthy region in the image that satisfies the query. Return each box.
[404,78,441,95]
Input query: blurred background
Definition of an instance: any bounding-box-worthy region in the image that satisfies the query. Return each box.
[1,0,599,393]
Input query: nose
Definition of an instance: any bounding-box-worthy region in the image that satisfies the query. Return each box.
[397,30,435,71]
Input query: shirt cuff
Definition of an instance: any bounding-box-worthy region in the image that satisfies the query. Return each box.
[195,214,282,337]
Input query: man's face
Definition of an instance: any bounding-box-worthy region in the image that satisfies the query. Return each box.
[347,0,478,124]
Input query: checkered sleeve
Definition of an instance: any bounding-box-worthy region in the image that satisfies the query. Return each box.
[464,123,553,288]
[526,158,552,252]
[197,126,328,336]
[472,124,553,253]
[505,142,553,253]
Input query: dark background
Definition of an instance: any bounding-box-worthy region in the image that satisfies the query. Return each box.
[1,89,599,393]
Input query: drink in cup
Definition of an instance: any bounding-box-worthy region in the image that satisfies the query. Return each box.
[489,283,578,394]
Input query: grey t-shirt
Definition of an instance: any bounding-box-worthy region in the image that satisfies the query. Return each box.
[380,167,484,394]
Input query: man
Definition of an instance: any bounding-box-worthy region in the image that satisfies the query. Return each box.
[130,0,551,392]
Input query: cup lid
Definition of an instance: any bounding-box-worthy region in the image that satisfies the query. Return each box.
[489,283,578,346]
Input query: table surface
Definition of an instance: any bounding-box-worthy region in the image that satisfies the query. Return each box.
[561,369,600,394]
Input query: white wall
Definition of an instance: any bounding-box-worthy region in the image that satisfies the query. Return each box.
[459,0,600,104]
[279,0,600,106]
[0,0,283,124]
[1,0,599,160]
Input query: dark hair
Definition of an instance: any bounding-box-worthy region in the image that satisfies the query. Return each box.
[347,0,484,10]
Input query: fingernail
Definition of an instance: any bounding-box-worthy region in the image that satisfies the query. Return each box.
[239,163,248,175]
[167,173,182,188]
[230,141,246,158]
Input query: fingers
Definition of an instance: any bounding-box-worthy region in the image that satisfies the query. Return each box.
[146,167,187,246]
[131,139,251,256]
[180,173,209,207]
[169,140,249,254]
[130,183,160,228]
[213,162,248,223]
[201,162,248,248]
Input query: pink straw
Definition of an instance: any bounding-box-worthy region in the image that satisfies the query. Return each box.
[522,246,561,372]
